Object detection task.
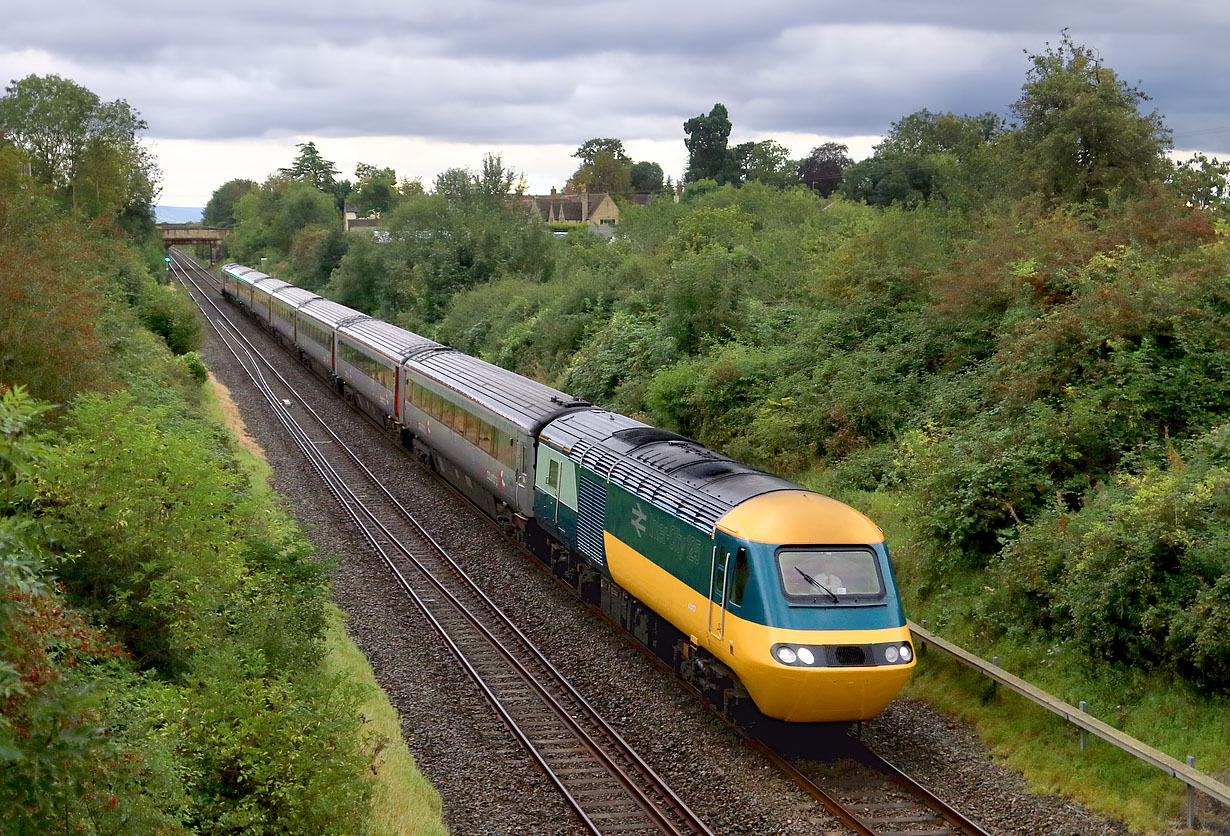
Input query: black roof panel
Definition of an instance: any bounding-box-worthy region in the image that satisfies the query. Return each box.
[540,409,797,531]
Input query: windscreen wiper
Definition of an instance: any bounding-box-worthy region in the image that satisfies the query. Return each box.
[795,567,839,603]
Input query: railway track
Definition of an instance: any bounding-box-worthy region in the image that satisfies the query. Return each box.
[754,732,994,836]
[169,251,715,836]
[169,250,997,836]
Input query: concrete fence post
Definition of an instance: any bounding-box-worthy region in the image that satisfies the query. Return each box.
[1078,701,1087,751]
[1187,755,1196,829]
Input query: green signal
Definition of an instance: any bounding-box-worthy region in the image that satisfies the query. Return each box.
[164,256,171,262]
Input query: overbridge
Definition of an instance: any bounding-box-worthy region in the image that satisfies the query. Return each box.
[159,224,231,262]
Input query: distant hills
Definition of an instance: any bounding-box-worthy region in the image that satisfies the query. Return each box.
[156,206,204,224]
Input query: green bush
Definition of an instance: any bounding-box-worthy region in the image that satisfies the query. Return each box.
[985,425,1230,687]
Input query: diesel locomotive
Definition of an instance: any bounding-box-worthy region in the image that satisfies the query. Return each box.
[221,262,915,723]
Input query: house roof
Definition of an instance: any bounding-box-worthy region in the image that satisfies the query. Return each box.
[523,192,614,223]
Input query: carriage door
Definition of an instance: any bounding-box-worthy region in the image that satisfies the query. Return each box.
[707,546,732,640]
[515,444,532,511]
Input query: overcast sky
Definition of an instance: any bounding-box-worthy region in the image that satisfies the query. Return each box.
[4,1,1229,206]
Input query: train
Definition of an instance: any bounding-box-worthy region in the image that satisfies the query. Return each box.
[220,262,916,723]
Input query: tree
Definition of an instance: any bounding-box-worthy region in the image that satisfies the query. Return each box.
[351,163,398,217]
[279,141,340,192]
[877,110,1003,158]
[840,152,937,207]
[229,179,340,264]
[478,152,524,198]
[684,103,736,185]
[1010,32,1172,204]
[573,138,629,166]
[733,139,799,187]
[203,178,257,227]
[1169,153,1230,211]
[630,161,664,193]
[0,74,158,217]
[571,149,632,195]
[798,143,853,196]
[434,153,523,203]
[0,147,108,400]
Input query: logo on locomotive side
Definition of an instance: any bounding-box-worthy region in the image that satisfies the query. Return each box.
[631,503,647,537]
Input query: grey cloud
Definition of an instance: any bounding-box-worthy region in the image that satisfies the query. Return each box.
[4,0,1229,155]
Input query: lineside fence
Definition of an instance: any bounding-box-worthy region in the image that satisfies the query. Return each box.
[908,620,1229,827]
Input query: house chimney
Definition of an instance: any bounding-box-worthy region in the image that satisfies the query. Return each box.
[580,183,588,219]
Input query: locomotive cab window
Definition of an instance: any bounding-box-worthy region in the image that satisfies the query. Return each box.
[730,547,750,607]
[777,548,884,604]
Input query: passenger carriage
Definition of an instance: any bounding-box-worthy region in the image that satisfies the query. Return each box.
[268,285,320,346]
[221,263,264,309]
[334,319,438,428]
[294,297,367,377]
[401,350,587,526]
[248,276,292,326]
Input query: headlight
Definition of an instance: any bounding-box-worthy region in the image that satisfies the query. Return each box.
[899,643,913,663]
[796,647,815,665]
[885,645,899,663]
[776,646,797,664]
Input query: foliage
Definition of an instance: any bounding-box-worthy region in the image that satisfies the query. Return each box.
[573,138,629,165]
[840,151,939,207]
[985,425,1230,688]
[0,148,110,400]
[683,103,736,185]
[289,223,350,290]
[877,109,1004,157]
[0,75,396,835]
[0,73,159,219]
[202,178,257,227]
[351,162,400,217]
[434,152,524,203]
[229,179,342,267]
[1168,152,1230,212]
[1011,32,1172,204]
[570,149,632,195]
[732,139,799,188]
[798,142,852,196]
[329,184,552,323]
[278,141,340,193]
[629,160,665,193]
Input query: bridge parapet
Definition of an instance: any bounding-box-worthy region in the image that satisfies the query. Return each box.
[160,225,231,263]
[160,224,231,245]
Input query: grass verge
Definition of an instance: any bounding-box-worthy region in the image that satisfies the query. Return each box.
[203,372,449,835]
[324,604,448,836]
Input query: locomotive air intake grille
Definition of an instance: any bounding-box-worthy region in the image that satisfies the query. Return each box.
[834,645,867,665]
[576,474,607,569]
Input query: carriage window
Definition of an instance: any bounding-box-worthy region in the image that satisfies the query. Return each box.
[776,548,883,602]
[478,421,495,455]
[463,410,480,444]
[546,459,560,491]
